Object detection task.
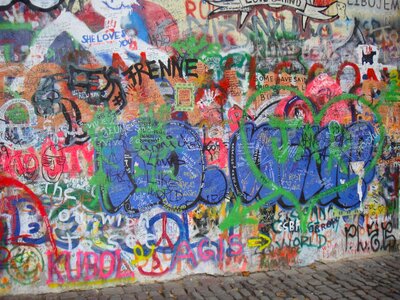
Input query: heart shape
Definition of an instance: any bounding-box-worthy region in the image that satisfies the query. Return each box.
[221,84,385,232]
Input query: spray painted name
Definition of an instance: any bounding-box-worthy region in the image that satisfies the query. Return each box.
[46,250,134,284]
[122,58,198,86]
[81,30,128,44]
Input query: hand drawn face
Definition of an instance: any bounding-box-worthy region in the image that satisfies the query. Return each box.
[41,145,65,182]
[10,153,39,182]
[336,2,347,19]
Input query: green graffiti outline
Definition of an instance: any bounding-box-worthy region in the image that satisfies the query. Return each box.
[382,70,400,103]
[84,107,120,211]
[171,35,221,59]
[220,85,385,232]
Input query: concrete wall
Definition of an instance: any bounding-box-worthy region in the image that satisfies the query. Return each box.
[0,0,399,295]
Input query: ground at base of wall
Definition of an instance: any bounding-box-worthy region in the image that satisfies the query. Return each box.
[2,252,399,300]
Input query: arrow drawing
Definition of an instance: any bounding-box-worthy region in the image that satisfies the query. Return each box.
[247,233,272,251]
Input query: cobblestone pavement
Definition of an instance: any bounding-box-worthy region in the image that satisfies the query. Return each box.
[2,252,400,300]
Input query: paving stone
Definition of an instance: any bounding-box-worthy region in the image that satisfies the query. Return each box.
[297,267,315,274]
[292,279,308,288]
[231,282,245,291]
[183,285,196,294]
[299,274,314,281]
[343,291,357,298]
[136,293,148,300]
[257,296,271,300]
[59,292,79,300]
[85,297,102,300]
[254,290,268,298]
[196,287,214,298]
[303,294,319,300]
[311,263,330,271]
[355,290,369,297]
[142,283,163,292]
[376,285,395,295]
[250,273,269,281]
[367,290,384,298]
[339,281,355,290]
[362,285,373,290]
[189,290,204,300]
[231,276,246,283]
[241,280,258,291]
[223,277,236,284]
[269,286,284,294]
[308,280,322,287]
[282,269,300,276]
[200,275,223,286]
[182,280,195,288]
[80,289,100,297]
[281,280,298,290]
[327,292,343,298]
[217,294,235,300]
[101,287,124,296]
[308,288,324,296]
[391,291,400,298]
[304,285,319,293]
[275,291,287,298]
[295,286,311,295]
[246,278,259,286]
[268,271,285,278]
[209,285,226,295]
[149,291,162,297]
[124,285,143,293]
[315,271,330,279]
[327,283,341,290]
[228,290,243,300]
[163,282,179,292]
[363,295,377,300]
[221,283,234,292]
[171,287,187,296]
[239,288,252,298]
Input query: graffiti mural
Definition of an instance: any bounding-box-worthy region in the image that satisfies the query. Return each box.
[0,0,398,295]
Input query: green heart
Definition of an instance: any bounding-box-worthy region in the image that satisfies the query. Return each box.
[220,85,385,232]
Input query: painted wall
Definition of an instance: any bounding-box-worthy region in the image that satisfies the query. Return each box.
[0,0,399,294]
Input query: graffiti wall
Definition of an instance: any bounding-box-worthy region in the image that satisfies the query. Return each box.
[0,0,399,294]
